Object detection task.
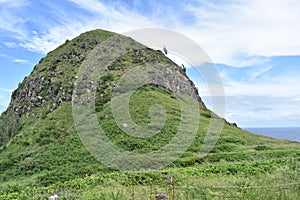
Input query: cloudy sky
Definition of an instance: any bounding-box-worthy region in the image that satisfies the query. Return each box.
[0,0,299,127]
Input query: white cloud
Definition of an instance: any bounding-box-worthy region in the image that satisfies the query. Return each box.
[21,22,99,53]
[220,95,300,127]
[227,106,300,127]
[67,0,113,17]
[0,0,299,128]
[0,53,8,58]
[0,0,27,5]
[222,76,300,97]
[4,42,16,48]
[0,0,28,37]
[13,59,28,63]
[67,0,152,28]
[19,0,157,54]
[1,0,300,67]
[196,62,300,127]
[0,53,30,64]
[250,66,273,79]
[180,0,300,66]
[0,88,13,93]
[291,97,300,102]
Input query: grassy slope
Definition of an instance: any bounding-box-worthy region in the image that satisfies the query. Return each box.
[1,91,299,199]
[0,29,299,199]
[0,30,115,146]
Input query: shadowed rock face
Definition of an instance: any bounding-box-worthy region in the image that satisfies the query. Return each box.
[10,70,74,117]
[155,193,168,200]
[8,30,113,117]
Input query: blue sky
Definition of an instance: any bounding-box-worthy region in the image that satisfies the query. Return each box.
[0,0,300,127]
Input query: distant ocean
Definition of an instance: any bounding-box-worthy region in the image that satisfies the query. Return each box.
[244,127,300,142]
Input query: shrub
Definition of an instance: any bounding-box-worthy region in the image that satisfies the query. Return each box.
[0,110,22,146]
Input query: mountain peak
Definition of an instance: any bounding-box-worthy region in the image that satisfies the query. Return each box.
[9,29,116,118]
[0,30,299,197]
[1,29,204,146]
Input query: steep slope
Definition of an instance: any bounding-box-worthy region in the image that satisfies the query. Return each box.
[0,30,115,146]
[0,30,299,198]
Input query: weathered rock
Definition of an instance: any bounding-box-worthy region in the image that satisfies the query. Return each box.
[155,194,168,200]
[48,194,60,200]
[123,123,128,128]
[8,30,205,120]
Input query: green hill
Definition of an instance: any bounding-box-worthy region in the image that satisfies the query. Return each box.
[0,29,299,199]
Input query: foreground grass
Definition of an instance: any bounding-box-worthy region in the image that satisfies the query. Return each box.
[1,86,300,199]
[1,79,299,199]
[1,156,299,199]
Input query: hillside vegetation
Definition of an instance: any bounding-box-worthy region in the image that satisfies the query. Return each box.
[0,29,299,199]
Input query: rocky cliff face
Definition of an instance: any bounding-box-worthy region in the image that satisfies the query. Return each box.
[10,62,73,117]
[8,30,204,118]
[1,31,113,145]
[8,30,114,117]
[1,29,206,147]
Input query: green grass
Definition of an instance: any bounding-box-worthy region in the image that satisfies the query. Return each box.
[1,94,299,199]
[0,29,299,199]
[0,157,299,199]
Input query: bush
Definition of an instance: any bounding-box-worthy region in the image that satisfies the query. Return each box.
[0,110,22,146]
[254,145,269,151]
